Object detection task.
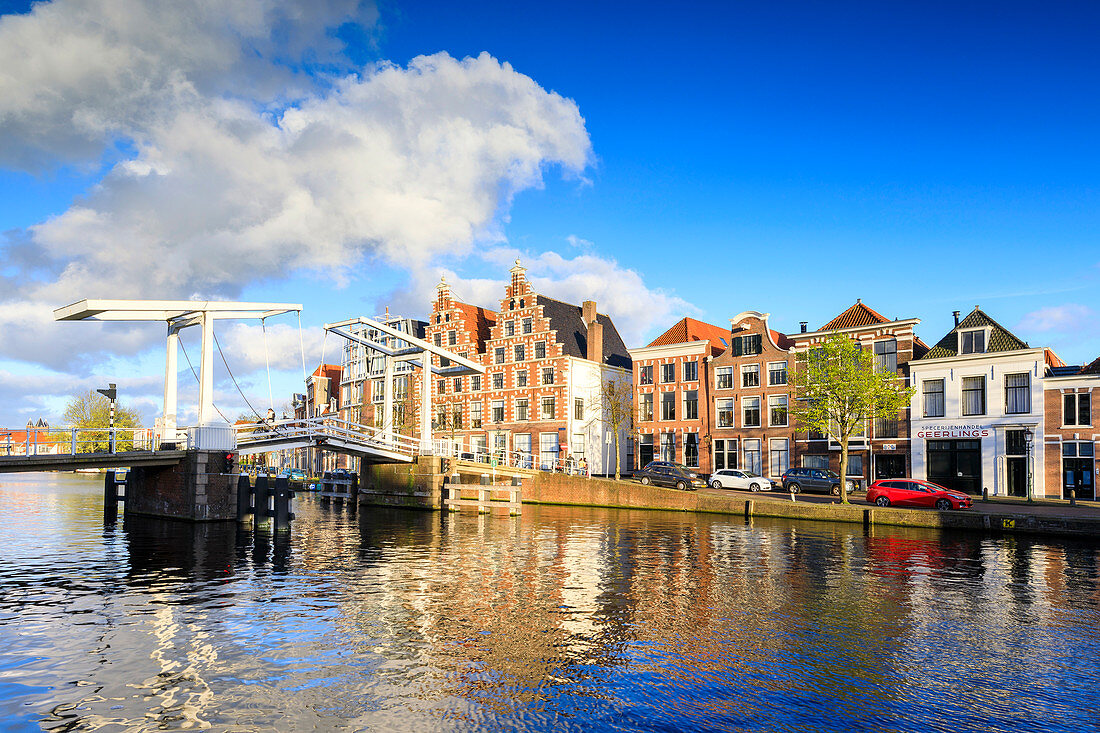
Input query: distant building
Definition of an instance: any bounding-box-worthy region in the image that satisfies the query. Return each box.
[1043,355,1097,500]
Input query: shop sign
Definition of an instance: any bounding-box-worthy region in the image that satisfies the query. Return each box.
[882,443,896,451]
[916,424,990,439]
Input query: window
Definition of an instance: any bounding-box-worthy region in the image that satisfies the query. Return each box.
[768,361,787,386]
[504,321,515,336]
[437,379,446,395]
[535,341,546,359]
[847,454,864,477]
[743,396,761,427]
[447,330,456,346]
[769,395,788,426]
[874,415,899,438]
[1064,393,1092,426]
[471,402,483,428]
[743,439,761,474]
[539,433,559,470]
[683,361,698,382]
[661,392,676,421]
[371,380,384,403]
[492,373,504,390]
[639,365,654,385]
[471,375,482,392]
[542,367,555,385]
[574,398,584,420]
[1005,373,1030,414]
[394,376,408,400]
[803,455,829,470]
[435,408,446,429]
[517,370,528,387]
[713,438,737,470]
[492,400,504,423]
[541,397,556,420]
[683,390,698,420]
[873,339,897,373]
[522,318,532,334]
[640,393,654,422]
[516,399,529,421]
[514,344,525,361]
[923,379,945,418]
[684,433,699,468]
[733,334,763,356]
[960,329,986,354]
[392,403,405,427]
[660,432,676,462]
[770,438,790,475]
[453,377,463,393]
[661,363,675,383]
[433,333,441,347]
[716,399,734,427]
[495,347,505,364]
[1063,441,1095,458]
[742,364,760,387]
[716,367,733,390]
[450,409,462,430]
[962,376,986,416]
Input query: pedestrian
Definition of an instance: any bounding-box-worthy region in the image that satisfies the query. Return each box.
[580,457,589,477]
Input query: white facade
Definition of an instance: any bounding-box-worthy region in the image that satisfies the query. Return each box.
[565,356,631,476]
[909,347,1047,497]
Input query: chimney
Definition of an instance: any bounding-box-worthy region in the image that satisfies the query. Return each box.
[800,321,808,333]
[587,321,604,362]
[582,300,597,327]
[952,310,960,327]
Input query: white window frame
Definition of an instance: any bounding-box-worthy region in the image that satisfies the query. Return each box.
[741,363,761,388]
[768,394,789,427]
[742,395,761,428]
[959,327,991,355]
[715,398,735,428]
[768,361,788,386]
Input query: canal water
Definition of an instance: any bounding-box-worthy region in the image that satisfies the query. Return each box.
[2,474,1099,732]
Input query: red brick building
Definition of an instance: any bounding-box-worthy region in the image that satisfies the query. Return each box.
[629,317,729,472]
[787,301,926,487]
[707,311,794,477]
[1043,355,1098,500]
[425,260,632,474]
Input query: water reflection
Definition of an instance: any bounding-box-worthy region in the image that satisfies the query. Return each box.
[1,475,1099,731]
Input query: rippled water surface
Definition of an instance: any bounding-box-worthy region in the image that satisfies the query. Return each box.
[2,473,1100,732]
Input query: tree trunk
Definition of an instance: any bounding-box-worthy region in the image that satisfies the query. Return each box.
[839,439,850,504]
[613,432,620,481]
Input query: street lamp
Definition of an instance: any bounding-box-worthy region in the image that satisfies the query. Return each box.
[1024,427,1034,503]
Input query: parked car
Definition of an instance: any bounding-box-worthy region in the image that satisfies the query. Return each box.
[781,467,844,495]
[866,478,973,510]
[634,461,705,491]
[286,468,307,482]
[709,469,775,492]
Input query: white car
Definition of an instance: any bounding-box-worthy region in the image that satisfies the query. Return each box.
[709,469,774,492]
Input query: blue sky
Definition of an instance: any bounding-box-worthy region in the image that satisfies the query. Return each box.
[0,0,1097,425]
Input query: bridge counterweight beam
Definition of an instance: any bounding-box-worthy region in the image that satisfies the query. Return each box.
[198,312,215,425]
[161,325,179,439]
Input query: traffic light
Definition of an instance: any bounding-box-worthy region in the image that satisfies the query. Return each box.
[96,383,117,402]
[225,452,235,474]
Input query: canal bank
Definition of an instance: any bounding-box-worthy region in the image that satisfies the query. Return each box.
[520,472,1100,539]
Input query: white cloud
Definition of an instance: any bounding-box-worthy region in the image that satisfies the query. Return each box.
[566,234,594,249]
[218,321,326,374]
[1016,304,1097,335]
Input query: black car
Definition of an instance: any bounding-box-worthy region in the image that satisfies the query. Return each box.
[780,467,843,495]
[634,461,705,491]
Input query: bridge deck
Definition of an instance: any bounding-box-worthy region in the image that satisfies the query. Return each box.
[0,450,188,473]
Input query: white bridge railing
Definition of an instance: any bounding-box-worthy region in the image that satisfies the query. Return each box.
[233,417,422,458]
[431,439,592,476]
[0,426,182,457]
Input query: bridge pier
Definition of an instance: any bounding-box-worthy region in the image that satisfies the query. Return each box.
[125,450,238,521]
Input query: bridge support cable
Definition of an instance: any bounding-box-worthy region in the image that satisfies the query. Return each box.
[212,329,264,421]
[296,311,307,387]
[262,318,275,414]
[178,335,232,424]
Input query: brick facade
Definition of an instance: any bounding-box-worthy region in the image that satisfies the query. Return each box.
[1043,357,1099,499]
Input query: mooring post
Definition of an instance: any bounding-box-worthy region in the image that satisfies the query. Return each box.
[982,486,989,503]
[864,508,874,528]
[236,474,252,520]
[273,476,292,531]
[103,470,118,523]
[349,472,359,513]
[745,500,754,519]
[253,474,271,527]
[1070,489,1077,507]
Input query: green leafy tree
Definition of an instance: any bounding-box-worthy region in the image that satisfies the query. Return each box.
[789,335,914,504]
[62,390,142,452]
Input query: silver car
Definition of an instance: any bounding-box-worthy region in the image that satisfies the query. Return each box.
[709,469,774,492]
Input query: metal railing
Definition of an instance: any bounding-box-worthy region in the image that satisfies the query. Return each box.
[0,427,180,457]
[431,439,592,476]
[233,417,422,458]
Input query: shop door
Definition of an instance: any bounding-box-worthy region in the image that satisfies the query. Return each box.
[1064,459,1095,500]
[874,454,906,479]
[639,440,654,468]
[1006,457,1028,497]
[927,439,982,495]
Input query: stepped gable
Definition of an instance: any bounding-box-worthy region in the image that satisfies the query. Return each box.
[921,307,1030,360]
[453,301,497,348]
[819,301,891,331]
[535,295,632,370]
[648,317,729,355]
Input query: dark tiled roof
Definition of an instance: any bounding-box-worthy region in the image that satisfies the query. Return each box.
[648,317,729,354]
[820,301,891,331]
[536,295,632,370]
[1080,355,1100,375]
[1050,365,1084,377]
[921,308,1030,360]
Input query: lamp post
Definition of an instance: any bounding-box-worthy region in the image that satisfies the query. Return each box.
[1024,427,1034,503]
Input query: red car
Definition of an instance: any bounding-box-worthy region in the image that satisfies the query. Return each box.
[866,478,973,510]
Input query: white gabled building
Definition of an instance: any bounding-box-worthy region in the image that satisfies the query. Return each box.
[909,307,1055,498]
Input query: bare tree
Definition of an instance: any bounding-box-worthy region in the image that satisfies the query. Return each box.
[601,372,634,481]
